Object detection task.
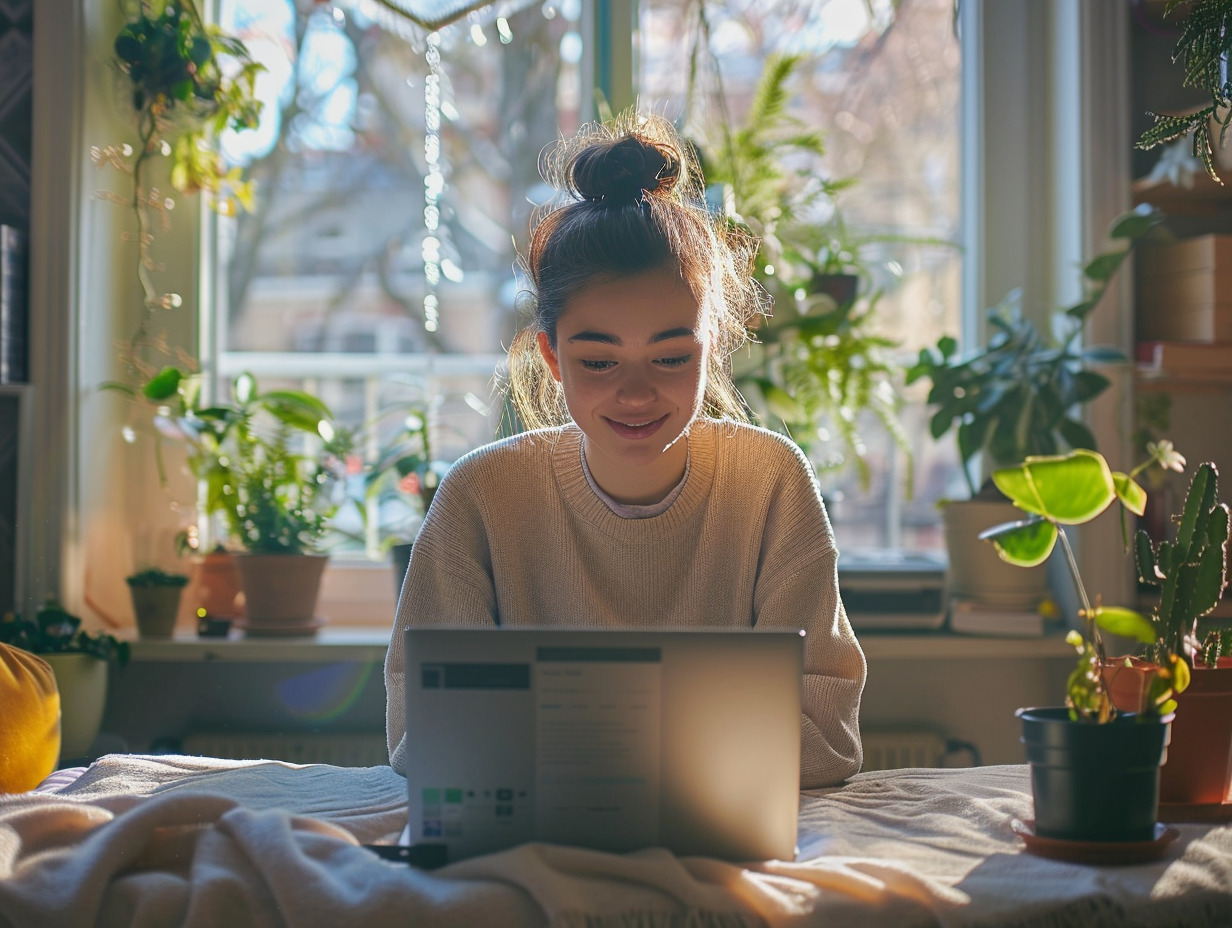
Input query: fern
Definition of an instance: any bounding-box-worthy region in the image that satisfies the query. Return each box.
[1135,0,1232,183]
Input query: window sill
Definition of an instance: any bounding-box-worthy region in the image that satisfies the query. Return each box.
[121,628,1075,663]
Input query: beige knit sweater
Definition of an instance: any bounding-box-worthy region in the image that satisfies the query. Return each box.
[385,418,867,789]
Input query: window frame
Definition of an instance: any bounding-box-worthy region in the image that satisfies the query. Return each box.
[27,0,1135,628]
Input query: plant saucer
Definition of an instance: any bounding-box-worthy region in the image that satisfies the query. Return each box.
[236,616,327,637]
[1011,819,1179,865]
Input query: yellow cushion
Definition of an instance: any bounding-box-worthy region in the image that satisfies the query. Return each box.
[0,642,62,793]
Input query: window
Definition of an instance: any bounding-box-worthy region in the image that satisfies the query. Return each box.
[210,0,962,564]
[639,0,963,552]
[198,0,963,623]
[211,0,585,571]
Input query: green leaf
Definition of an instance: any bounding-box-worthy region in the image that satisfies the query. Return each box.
[1113,472,1148,517]
[1092,606,1156,645]
[1109,206,1163,240]
[980,517,1058,567]
[1083,249,1128,283]
[992,450,1116,525]
[1057,417,1097,452]
[143,366,184,400]
[758,380,804,422]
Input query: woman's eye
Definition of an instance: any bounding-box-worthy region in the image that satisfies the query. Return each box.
[656,355,692,368]
[580,359,616,371]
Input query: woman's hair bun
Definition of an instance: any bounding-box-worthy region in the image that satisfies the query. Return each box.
[570,134,681,206]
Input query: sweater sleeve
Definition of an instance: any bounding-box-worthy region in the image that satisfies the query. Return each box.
[384,464,499,774]
[751,450,867,789]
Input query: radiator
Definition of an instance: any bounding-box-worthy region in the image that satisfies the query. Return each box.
[181,732,389,767]
[860,729,949,772]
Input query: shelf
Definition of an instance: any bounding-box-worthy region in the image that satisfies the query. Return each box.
[1133,172,1232,217]
[1136,365,1232,394]
[124,627,1077,664]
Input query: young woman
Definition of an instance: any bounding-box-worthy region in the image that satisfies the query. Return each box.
[385,114,866,789]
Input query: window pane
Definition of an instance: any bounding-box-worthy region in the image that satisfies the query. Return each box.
[214,0,583,555]
[640,0,963,552]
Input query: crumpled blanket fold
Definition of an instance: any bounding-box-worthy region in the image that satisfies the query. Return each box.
[1,756,1229,928]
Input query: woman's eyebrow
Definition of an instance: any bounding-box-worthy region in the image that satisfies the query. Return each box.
[566,327,697,345]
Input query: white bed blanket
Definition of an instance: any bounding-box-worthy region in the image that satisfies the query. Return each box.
[0,756,1229,928]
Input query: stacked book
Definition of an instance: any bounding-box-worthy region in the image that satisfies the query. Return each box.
[948,597,1049,637]
[0,225,27,384]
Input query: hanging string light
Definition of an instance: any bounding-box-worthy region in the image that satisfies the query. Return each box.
[358,0,537,333]
[421,31,444,333]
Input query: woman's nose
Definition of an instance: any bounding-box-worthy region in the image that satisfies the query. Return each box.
[615,368,656,404]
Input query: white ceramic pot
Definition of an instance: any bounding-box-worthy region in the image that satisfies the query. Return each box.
[942,498,1050,609]
[40,652,108,763]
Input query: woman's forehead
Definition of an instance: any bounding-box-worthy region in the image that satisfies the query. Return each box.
[558,269,705,339]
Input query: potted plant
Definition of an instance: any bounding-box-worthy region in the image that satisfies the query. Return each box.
[1136,0,1232,184]
[0,601,130,763]
[979,443,1189,841]
[125,567,190,639]
[355,405,451,597]
[100,0,262,385]
[126,367,353,634]
[1109,461,1232,810]
[906,205,1167,607]
[698,52,918,493]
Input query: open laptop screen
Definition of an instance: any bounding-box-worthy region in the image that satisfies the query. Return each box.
[403,627,803,862]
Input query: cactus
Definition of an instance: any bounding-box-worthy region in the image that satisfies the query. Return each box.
[1134,463,1231,664]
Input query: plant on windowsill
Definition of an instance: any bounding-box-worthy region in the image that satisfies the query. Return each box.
[977,443,1196,841]
[1135,0,1232,185]
[697,51,928,495]
[136,367,353,635]
[353,405,454,596]
[0,601,130,762]
[904,205,1167,608]
[125,567,190,639]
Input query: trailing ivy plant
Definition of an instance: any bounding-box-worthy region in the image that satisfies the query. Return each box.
[1136,0,1232,184]
[0,601,131,666]
[100,0,263,376]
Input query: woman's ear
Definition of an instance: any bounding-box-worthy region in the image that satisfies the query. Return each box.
[537,331,563,383]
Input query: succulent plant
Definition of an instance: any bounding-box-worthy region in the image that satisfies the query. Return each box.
[1134,462,1231,668]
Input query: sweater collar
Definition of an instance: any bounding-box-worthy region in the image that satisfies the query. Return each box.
[552,420,718,532]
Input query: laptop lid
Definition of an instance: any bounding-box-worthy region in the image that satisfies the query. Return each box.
[403,626,803,862]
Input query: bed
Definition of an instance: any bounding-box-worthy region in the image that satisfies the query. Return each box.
[1,755,1229,927]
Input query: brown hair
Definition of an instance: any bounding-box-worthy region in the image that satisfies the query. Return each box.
[506,111,766,430]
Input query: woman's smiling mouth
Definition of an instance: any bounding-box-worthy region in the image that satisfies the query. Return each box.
[604,414,669,439]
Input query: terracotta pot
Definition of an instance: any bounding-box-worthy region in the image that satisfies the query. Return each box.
[234,553,328,632]
[196,546,245,619]
[1160,660,1232,805]
[1105,655,1232,806]
[40,653,108,763]
[1103,655,1157,716]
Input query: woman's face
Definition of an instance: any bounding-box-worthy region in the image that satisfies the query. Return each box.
[537,268,709,498]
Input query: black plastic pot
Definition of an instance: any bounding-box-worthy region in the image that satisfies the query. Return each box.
[1018,706,1171,842]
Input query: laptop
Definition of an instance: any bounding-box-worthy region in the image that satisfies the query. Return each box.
[402,626,803,863]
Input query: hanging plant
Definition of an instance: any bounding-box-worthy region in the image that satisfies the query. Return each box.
[97,0,263,376]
